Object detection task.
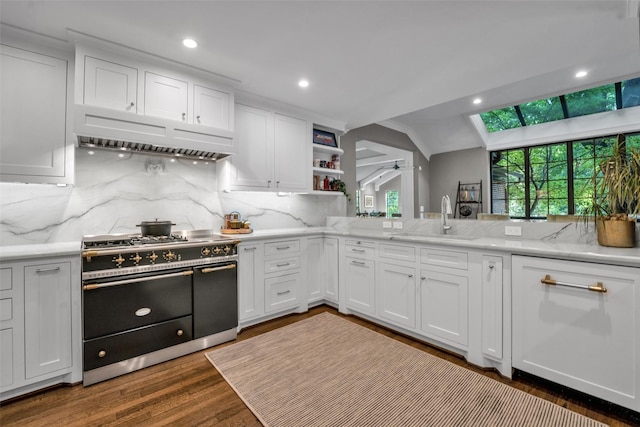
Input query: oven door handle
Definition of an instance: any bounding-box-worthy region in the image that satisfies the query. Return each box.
[83,270,193,290]
[199,264,237,274]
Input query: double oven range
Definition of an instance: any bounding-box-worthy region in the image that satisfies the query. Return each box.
[81,230,239,386]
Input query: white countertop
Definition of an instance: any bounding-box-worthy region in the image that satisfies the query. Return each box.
[0,241,81,261]
[1,228,638,268]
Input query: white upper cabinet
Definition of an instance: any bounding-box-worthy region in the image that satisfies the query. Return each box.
[144,72,188,122]
[231,104,274,188]
[0,43,73,184]
[84,56,137,113]
[223,103,308,192]
[194,84,231,129]
[274,113,308,191]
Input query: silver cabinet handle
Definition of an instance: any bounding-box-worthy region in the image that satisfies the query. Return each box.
[277,290,291,296]
[540,274,607,293]
[408,274,413,278]
[488,263,495,269]
[267,180,272,187]
[276,262,290,267]
[196,115,201,121]
[182,112,186,121]
[36,266,61,273]
[276,181,280,187]
[130,102,135,107]
[351,248,365,253]
[421,276,426,280]
[243,246,257,251]
[276,246,290,250]
[351,260,365,265]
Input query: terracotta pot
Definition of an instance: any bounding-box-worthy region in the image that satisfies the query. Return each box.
[596,219,636,248]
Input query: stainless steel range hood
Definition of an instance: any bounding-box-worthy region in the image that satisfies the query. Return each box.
[74,104,235,161]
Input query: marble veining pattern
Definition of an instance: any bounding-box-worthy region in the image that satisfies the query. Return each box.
[0,149,345,246]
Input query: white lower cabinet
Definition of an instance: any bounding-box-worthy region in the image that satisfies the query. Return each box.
[307,237,339,305]
[238,238,304,328]
[512,255,640,413]
[481,255,503,360]
[0,256,81,401]
[419,268,468,349]
[376,262,416,329]
[344,258,375,314]
[237,243,264,322]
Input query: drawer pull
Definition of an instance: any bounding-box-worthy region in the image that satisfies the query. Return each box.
[276,262,290,267]
[176,329,184,336]
[135,307,151,317]
[351,248,366,253]
[36,266,60,273]
[98,350,106,358]
[351,260,366,265]
[540,274,607,293]
[276,246,291,250]
[277,290,291,296]
[244,247,257,251]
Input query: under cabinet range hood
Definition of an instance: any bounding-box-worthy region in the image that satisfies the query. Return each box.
[77,136,226,161]
[74,104,235,161]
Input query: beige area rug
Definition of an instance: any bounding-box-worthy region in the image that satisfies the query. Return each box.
[206,312,607,427]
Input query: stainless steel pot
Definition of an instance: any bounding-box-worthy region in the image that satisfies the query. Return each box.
[136,219,175,236]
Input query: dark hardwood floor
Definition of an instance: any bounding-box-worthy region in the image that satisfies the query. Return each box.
[1,306,637,426]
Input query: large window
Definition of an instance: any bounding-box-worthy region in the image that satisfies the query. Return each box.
[491,132,639,219]
[480,77,640,133]
[386,190,399,218]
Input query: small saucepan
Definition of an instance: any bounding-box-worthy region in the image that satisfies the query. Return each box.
[136,219,176,236]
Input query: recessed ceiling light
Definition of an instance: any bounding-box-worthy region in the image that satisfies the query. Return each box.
[575,70,588,78]
[473,98,482,105]
[183,38,198,48]
[298,79,309,88]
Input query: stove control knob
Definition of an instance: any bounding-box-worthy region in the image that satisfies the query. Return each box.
[148,252,158,263]
[201,247,211,256]
[112,254,125,268]
[224,245,231,254]
[213,246,222,255]
[164,250,177,262]
[130,253,143,265]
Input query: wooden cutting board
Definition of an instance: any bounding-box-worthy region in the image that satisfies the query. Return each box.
[220,228,253,234]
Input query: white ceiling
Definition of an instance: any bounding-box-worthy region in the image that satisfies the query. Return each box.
[2,1,639,158]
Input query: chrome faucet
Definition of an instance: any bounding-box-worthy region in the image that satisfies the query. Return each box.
[441,195,452,234]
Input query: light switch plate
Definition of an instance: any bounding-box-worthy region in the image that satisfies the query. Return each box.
[383,221,392,229]
[392,221,403,229]
[505,225,522,236]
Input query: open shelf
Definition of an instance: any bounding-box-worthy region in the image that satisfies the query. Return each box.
[312,144,344,155]
[313,167,344,175]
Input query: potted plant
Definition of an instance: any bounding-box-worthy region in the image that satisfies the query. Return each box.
[585,135,640,247]
[330,179,351,201]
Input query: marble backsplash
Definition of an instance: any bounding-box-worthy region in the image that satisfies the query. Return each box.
[0,148,346,246]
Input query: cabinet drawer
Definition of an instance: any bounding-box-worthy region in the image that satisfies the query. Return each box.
[420,247,468,270]
[0,268,12,290]
[264,240,300,257]
[378,243,415,263]
[345,244,375,259]
[264,256,300,274]
[0,298,12,322]
[265,272,299,313]
[345,239,375,248]
[84,316,193,371]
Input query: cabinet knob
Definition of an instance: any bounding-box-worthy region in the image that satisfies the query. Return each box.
[130,102,135,107]
[408,274,413,278]
[421,276,426,280]
[267,180,272,187]
[98,350,106,358]
[177,329,184,336]
[196,115,201,121]
[182,112,186,121]
[488,263,495,269]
